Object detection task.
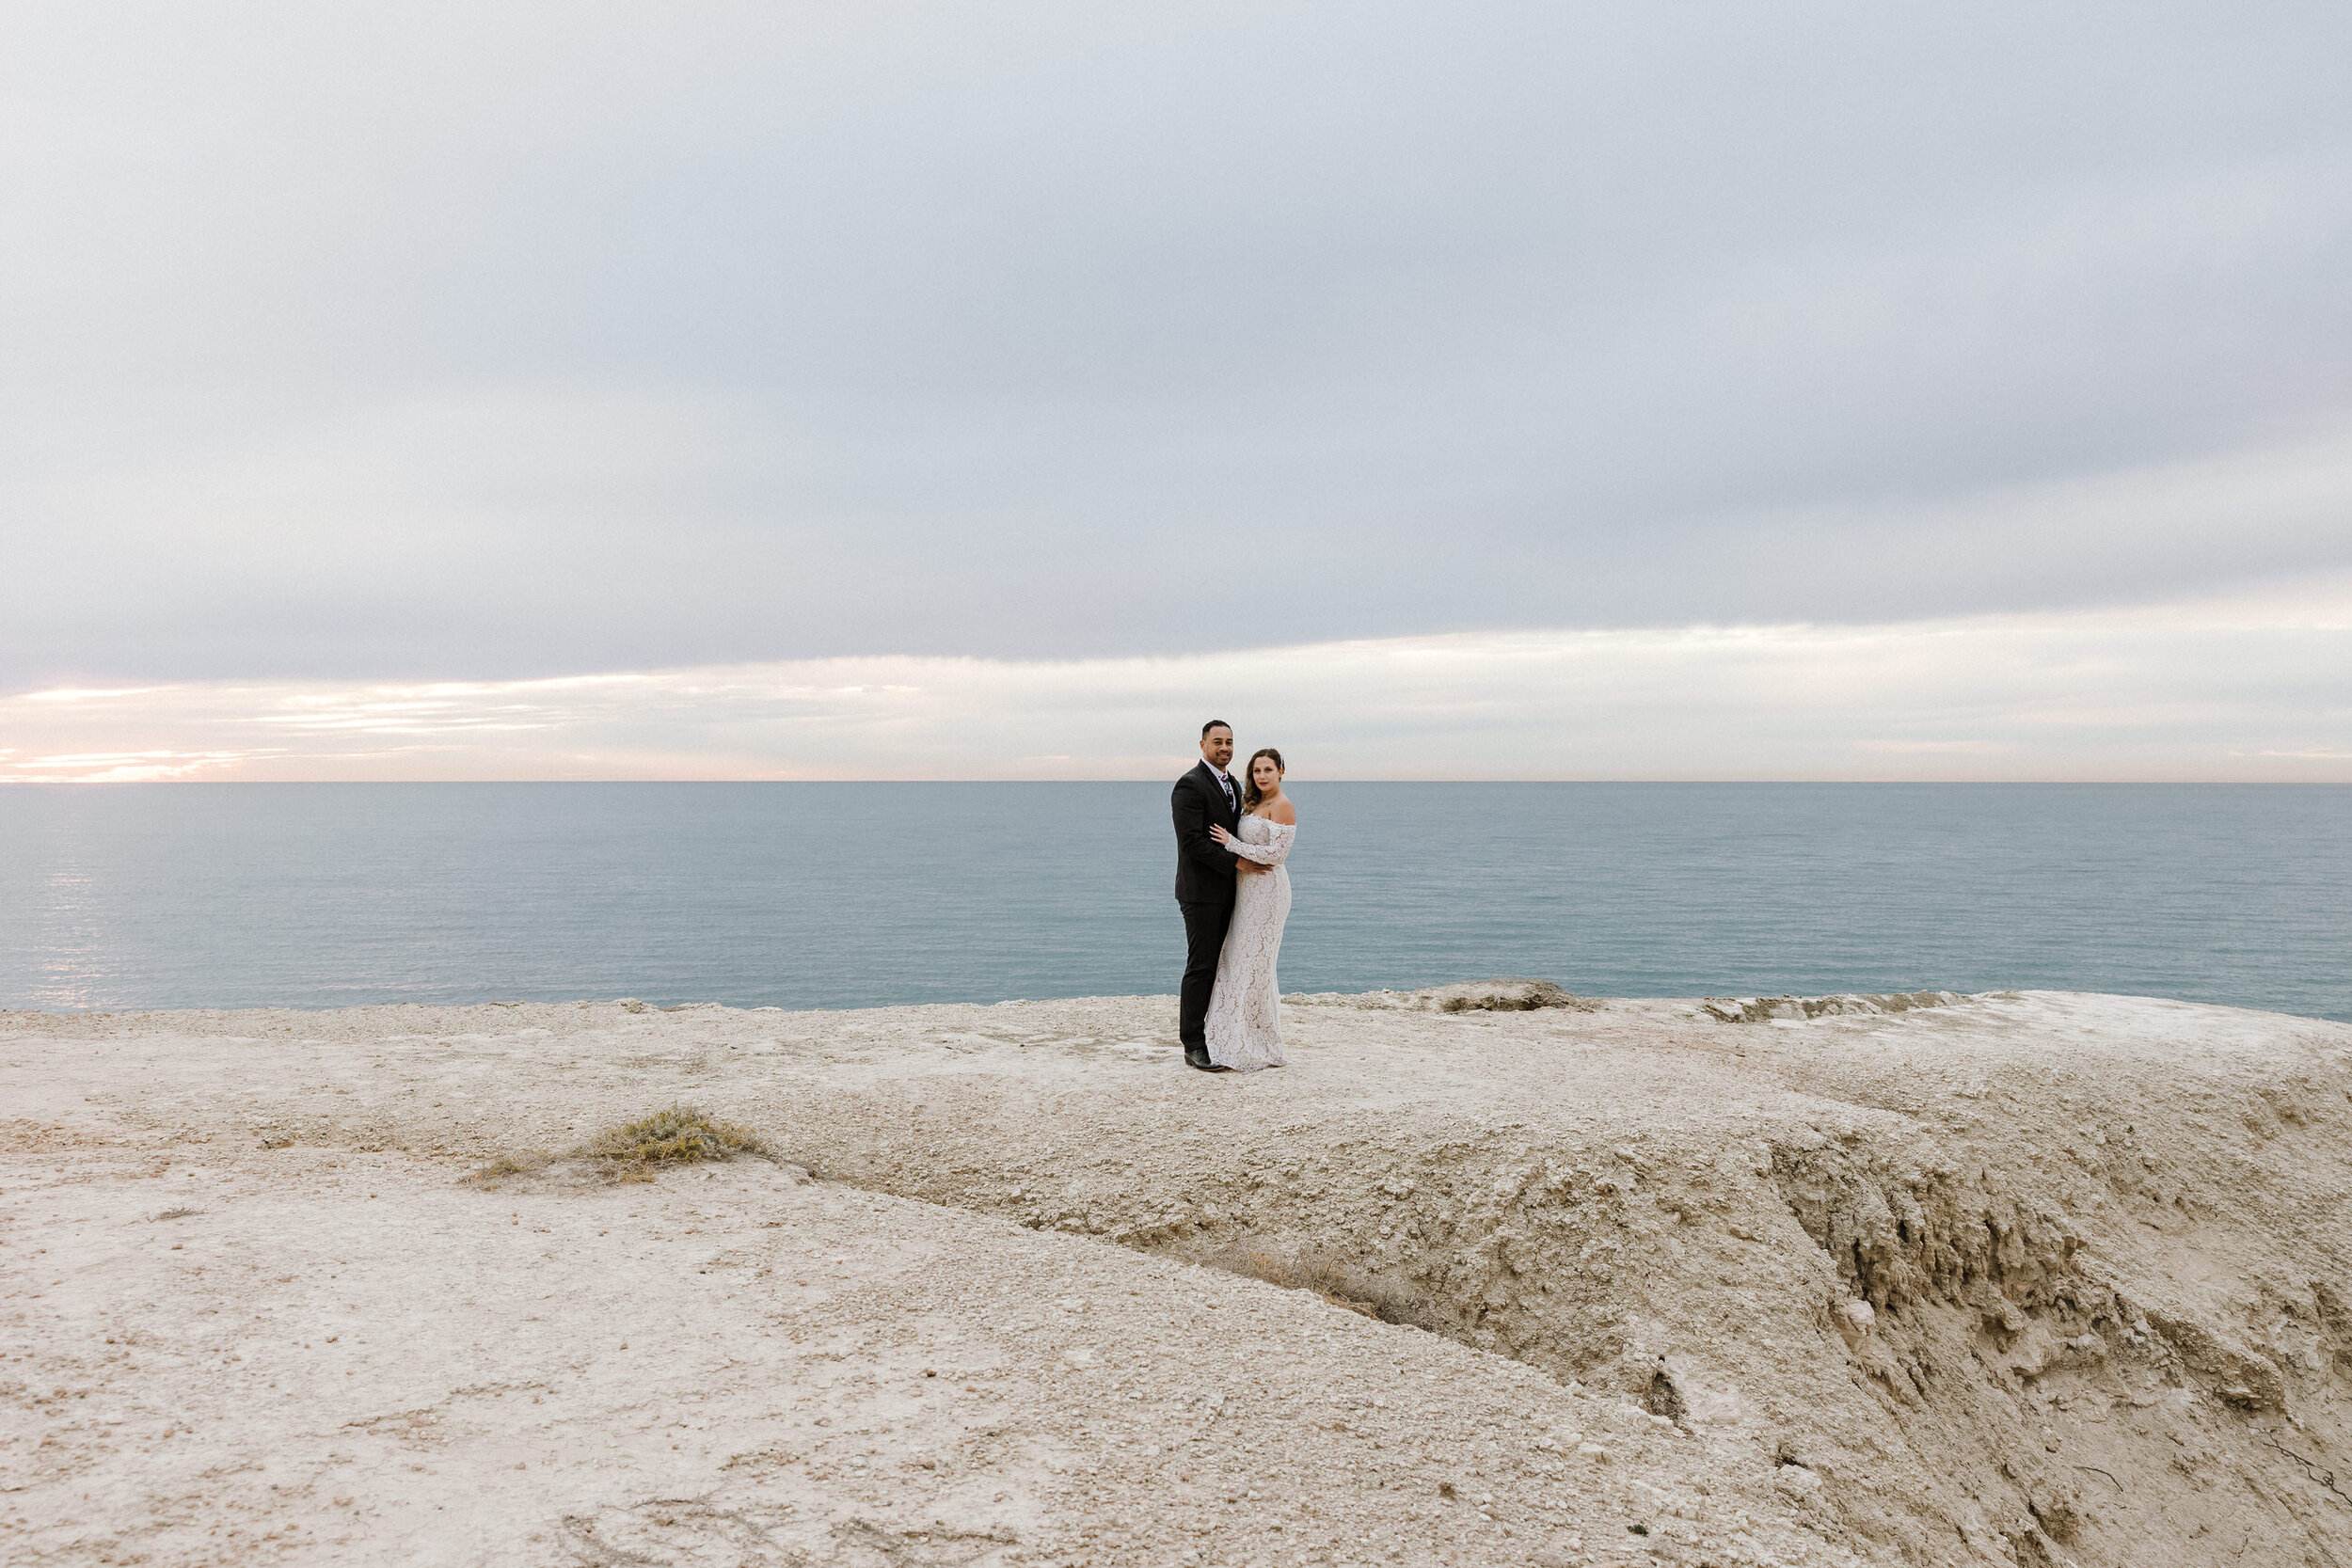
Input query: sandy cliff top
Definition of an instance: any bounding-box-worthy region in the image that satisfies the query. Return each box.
[7,987,2352,1566]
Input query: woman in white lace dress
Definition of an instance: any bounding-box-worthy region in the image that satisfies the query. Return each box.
[1202,748,1297,1070]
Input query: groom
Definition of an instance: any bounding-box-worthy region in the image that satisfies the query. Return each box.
[1171,720,1263,1071]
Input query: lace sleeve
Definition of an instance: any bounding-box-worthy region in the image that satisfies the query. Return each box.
[1231,821,1295,866]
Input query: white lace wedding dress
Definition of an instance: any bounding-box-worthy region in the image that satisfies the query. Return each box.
[1204,814,1296,1070]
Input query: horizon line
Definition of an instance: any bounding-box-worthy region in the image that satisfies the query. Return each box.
[7,777,2349,787]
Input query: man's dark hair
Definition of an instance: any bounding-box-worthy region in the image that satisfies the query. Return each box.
[1201,720,1232,739]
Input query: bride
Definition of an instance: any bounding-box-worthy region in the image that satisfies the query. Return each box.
[1202,748,1297,1070]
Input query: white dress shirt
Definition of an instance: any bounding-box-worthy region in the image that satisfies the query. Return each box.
[1203,760,1237,812]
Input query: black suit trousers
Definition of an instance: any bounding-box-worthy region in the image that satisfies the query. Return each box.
[1178,899,1234,1054]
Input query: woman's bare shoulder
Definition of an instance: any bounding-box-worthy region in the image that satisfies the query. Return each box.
[1265,799,1298,825]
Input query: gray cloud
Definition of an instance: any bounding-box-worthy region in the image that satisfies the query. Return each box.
[5,1,2350,687]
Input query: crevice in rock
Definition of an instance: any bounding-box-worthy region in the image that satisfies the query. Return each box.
[1645,1365,1689,1423]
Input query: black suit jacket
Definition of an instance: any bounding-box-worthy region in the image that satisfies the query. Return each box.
[1172,760,1242,904]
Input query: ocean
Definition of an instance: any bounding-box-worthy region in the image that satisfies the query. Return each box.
[3,783,2346,1022]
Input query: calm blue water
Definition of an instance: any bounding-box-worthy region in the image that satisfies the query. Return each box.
[1,784,2345,1021]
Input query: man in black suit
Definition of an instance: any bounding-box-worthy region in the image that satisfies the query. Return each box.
[1172,720,1262,1070]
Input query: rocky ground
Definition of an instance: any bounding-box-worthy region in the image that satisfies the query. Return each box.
[7,985,2352,1567]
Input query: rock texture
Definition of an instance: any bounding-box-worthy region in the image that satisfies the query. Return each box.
[6,988,2351,1566]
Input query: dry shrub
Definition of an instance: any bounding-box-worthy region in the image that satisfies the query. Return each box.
[1435,979,1595,1013]
[466,1149,553,1184]
[584,1106,766,1179]
[467,1107,771,1188]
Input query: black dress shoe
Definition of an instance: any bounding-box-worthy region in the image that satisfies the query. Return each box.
[1188,1059,1232,1072]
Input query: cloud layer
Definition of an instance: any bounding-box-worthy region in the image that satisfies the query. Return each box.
[6,2,2351,693]
[9,579,2346,783]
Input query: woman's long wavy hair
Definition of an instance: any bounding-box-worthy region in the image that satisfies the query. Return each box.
[1240,747,1286,813]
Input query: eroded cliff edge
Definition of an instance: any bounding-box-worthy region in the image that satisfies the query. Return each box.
[756,989,2352,1566]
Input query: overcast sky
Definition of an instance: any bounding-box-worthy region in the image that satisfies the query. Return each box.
[5,3,2350,776]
